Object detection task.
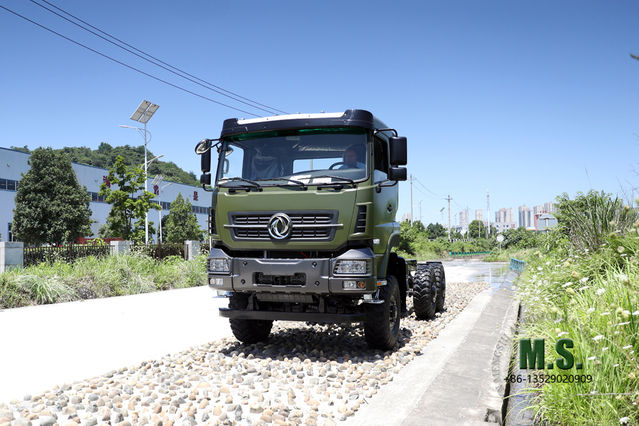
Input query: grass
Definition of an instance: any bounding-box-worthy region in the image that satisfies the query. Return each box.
[0,251,208,309]
[513,228,639,424]
[484,247,537,262]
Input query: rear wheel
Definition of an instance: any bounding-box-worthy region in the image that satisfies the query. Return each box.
[413,265,437,320]
[228,293,273,344]
[432,263,446,312]
[364,275,401,350]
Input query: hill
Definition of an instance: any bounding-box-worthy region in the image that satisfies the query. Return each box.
[12,143,199,186]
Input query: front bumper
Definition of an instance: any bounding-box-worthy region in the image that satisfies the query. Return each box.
[218,308,367,323]
[207,247,377,295]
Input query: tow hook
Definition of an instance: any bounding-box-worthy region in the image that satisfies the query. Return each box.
[362,289,385,304]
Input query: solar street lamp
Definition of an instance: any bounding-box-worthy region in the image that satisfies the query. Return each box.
[121,100,159,245]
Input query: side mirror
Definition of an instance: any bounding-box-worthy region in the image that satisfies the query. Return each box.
[195,139,212,154]
[201,149,211,173]
[200,173,211,185]
[388,167,407,182]
[389,136,407,166]
[195,139,218,173]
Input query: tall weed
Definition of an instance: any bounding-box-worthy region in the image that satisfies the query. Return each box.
[515,223,639,424]
[555,190,639,252]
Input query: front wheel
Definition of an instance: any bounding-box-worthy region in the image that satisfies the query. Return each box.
[228,293,273,344]
[364,275,401,350]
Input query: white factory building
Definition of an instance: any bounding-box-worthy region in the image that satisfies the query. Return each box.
[0,147,209,242]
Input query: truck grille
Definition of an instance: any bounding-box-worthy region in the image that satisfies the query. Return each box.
[226,210,340,241]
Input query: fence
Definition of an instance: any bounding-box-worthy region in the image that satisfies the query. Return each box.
[448,251,492,258]
[510,258,526,272]
[135,242,186,260]
[0,240,210,270]
[23,244,110,267]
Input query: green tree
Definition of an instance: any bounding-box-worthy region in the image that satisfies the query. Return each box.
[500,226,540,250]
[468,220,486,239]
[163,193,204,243]
[12,148,93,245]
[99,155,160,242]
[426,223,447,239]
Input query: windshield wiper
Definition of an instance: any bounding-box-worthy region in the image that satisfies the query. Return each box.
[218,177,262,192]
[312,175,356,185]
[306,175,357,190]
[259,177,308,190]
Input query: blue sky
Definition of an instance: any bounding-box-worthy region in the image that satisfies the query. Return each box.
[1,0,638,227]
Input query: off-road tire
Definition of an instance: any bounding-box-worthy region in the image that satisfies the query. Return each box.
[364,275,401,350]
[228,293,273,344]
[413,265,437,320]
[432,263,446,312]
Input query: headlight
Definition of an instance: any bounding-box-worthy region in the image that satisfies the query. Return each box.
[208,258,230,273]
[334,259,370,274]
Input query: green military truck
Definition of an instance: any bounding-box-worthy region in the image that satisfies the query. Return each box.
[195,109,445,350]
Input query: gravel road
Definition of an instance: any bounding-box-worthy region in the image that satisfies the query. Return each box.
[0,279,489,426]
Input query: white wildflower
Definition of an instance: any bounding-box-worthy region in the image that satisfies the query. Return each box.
[588,356,597,361]
[600,312,611,316]
[579,286,589,291]
[581,277,589,283]
[596,288,606,295]
[618,322,630,326]
[593,335,604,341]
[587,307,595,314]
[620,417,630,425]
[562,282,573,287]
[623,345,633,350]
[632,311,639,316]
[557,332,569,337]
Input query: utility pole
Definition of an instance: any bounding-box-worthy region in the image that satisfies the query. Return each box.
[487,189,490,237]
[447,195,452,241]
[410,174,414,225]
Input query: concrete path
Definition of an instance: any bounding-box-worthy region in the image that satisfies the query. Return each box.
[0,286,232,404]
[345,264,519,426]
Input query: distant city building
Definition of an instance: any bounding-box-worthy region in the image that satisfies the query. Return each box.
[495,207,514,223]
[494,222,516,232]
[0,147,209,242]
[518,205,532,229]
[401,213,412,223]
[475,209,483,221]
[544,202,555,213]
[459,208,470,232]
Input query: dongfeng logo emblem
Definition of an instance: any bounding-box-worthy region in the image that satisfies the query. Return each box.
[268,213,292,239]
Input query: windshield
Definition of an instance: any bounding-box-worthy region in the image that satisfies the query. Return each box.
[215,128,369,187]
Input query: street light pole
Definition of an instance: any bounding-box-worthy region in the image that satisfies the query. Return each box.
[125,100,159,245]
